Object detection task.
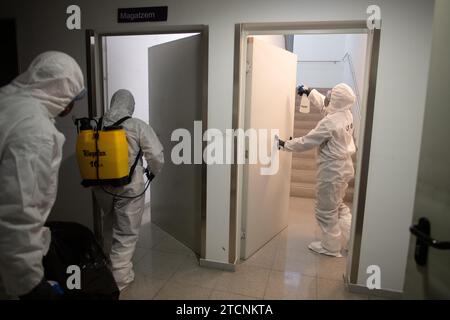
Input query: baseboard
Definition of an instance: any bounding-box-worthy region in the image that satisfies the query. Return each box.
[344,275,403,299]
[199,258,236,272]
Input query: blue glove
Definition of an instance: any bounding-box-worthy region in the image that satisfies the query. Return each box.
[297,85,311,97]
[19,278,64,300]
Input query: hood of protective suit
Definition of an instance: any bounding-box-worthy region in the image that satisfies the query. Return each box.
[327,83,356,114]
[7,51,85,118]
[103,89,135,126]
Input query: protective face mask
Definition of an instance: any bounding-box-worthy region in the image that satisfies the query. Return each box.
[324,90,332,107]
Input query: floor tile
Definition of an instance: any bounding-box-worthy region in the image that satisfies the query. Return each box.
[214,265,270,299]
[243,238,278,269]
[315,254,347,281]
[154,279,212,300]
[277,234,317,256]
[317,278,368,300]
[134,250,186,280]
[264,270,316,300]
[119,273,166,300]
[171,255,224,289]
[288,197,316,225]
[272,249,317,277]
[152,234,196,257]
[209,290,258,300]
[131,247,148,265]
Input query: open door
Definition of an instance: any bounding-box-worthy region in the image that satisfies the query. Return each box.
[148,35,203,255]
[403,0,450,299]
[241,37,297,259]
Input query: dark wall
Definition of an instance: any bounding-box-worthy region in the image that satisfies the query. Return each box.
[0,19,19,86]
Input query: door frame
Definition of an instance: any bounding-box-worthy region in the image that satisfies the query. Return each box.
[85,25,209,259]
[229,21,381,284]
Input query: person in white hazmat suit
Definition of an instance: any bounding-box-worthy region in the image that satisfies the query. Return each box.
[279,83,356,257]
[93,89,164,291]
[0,51,85,298]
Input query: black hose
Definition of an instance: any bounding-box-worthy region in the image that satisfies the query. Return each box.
[100,178,151,200]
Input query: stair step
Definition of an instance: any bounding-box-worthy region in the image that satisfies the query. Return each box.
[294,128,312,137]
[290,165,355,186]
[295,104,322,114]
[292,158,316,170]
[290,182,355,201]
[291,169,316,184]
[295,112,323,122]
[294,119,318,130]
[292,149,316,159]
[291,148,356,163]
[290,182,316,198]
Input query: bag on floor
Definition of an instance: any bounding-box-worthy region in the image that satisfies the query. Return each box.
[43,221,120,300]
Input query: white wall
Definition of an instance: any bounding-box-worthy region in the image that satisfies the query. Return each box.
[105,33,196,204]
[293,33,367,143]
[105,34,196,122]
[294,34,346,88]
[293,33,367,92]
[0,0,435,292]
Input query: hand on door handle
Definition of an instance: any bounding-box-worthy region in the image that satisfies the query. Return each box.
[277,137,292,150]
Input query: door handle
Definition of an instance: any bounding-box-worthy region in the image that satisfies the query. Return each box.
[409,217,450,266]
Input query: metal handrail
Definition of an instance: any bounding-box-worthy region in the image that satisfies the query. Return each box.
[297,53,362,121]
[342,52,362,121]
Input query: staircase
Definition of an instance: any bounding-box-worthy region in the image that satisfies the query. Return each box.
[290,89,356,203]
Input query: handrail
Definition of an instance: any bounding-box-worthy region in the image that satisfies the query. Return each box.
[342,52,362,121]
[296,53,362,121]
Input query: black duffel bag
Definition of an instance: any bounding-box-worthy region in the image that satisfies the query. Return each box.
[43,221,119,300]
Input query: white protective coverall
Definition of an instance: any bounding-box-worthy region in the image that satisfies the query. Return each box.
[0,51,84,296]
[93,89,164,290]
[285,83,356,256]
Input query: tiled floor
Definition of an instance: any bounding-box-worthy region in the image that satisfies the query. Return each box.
[119,197,369,300]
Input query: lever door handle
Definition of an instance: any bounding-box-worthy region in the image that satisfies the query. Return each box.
[409,217,450,266]
[410,222,450,250]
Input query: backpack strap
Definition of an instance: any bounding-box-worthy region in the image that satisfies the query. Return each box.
[111,116,141,181]
[102,116,142,183]
[112,116,131,127]
[128,148,142,183]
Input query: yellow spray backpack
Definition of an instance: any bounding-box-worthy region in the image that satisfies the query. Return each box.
[75,116,142,187]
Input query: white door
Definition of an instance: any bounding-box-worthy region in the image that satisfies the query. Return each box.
[403,0,450,299]
[148,35,203,255]
[241,37,297,259]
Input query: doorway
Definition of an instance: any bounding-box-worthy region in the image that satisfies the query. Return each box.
[230,22,380,289]
[85,26,208,259]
